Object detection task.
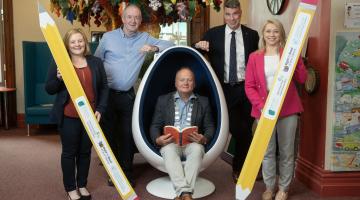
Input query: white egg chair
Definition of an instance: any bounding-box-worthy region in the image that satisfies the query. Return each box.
[132,46,229,199]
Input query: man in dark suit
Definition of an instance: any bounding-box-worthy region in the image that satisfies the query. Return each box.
[150,67,215,200]
[194,0,259,182]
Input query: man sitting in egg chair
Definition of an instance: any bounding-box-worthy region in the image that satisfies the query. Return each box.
[150,66,215,200]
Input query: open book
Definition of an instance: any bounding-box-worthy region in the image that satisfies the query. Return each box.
[163,126,198,146]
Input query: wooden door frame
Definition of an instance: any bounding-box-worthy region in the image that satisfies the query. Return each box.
[2,0,16,127]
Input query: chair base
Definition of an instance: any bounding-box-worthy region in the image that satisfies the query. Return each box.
[146,176,215,199]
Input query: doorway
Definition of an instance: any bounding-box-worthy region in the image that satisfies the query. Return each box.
[0,0,4,86]
[0,0,16,128]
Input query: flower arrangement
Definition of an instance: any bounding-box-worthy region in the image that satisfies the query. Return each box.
[50,0,222,30]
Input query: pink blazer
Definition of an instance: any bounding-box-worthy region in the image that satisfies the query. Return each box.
[245,49,307,119]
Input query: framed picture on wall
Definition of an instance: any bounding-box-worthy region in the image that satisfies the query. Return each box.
[91,31,104,42]
[345,3,360,28]
[330,32,360,171]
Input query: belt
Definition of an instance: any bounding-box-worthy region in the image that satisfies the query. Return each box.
[226,81,245,86]
[110,88,134,94]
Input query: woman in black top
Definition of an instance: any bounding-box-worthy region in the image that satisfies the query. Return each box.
[45,28,108,200]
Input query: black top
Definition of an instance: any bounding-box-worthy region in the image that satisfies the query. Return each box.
[194,24,259,107]
[45,55,109,125]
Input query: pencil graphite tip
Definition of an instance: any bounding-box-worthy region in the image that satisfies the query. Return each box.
[38,3,55,28]
[235,184,251,200]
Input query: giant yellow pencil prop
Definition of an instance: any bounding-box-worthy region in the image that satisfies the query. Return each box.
[38,4,139,200]
[236,0,318,199]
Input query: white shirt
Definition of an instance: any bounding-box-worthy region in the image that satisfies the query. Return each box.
[224,25,245,83]
[264,55,280,91]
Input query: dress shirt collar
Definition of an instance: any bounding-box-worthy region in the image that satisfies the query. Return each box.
[174,91,197,102]
[118,26,140,38]
[225,24,242,35]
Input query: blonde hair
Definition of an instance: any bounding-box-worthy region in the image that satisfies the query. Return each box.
[259,19,286,51]
[63,28,90,56]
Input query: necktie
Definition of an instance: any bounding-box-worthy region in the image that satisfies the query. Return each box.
[229,31,237,85]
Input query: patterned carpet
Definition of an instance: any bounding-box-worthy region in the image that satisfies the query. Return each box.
[0,127,357,200]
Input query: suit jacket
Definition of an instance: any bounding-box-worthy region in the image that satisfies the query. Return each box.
[45,55,109,125]
[150,92,215,145]
[198,24,259,107]
[244,49,307,118]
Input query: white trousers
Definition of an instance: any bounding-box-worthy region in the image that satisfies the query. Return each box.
[262,114,298,192]
[160,143,205,196]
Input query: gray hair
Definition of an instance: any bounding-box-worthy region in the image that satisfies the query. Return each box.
[224,0,241,9]
[122,4,142,19]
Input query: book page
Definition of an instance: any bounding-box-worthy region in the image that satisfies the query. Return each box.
[181,126,198,146]
[163,126,180,145]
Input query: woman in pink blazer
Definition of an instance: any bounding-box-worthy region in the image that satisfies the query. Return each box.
[245,19,307,200]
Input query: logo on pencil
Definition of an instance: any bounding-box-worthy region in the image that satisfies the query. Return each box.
[78,101,85,107]
[268,110,275,116]
[283,65,289,72]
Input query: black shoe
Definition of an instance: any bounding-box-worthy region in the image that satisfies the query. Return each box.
[80,195,91,200]
[107,178,114,187]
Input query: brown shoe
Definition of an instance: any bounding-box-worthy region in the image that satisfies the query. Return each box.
[181,193,193,200]
[262,189,274,200]
[275,190,288,200]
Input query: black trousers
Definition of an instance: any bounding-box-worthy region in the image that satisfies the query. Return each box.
[59,117,92,192]
[101,88,136,181]
[227,84,254,173]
